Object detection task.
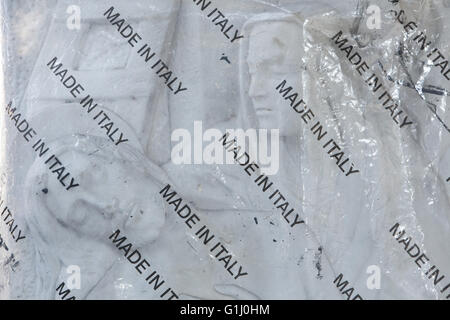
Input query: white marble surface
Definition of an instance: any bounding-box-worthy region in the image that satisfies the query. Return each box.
[0,0,449,300]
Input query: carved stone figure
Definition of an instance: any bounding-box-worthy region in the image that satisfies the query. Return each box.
[9,0,181,299]
[165,12,341,299]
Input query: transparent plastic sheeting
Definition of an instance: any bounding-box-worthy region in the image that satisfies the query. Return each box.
[0,0,449,300]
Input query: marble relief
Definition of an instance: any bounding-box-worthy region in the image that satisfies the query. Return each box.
[0,0,449,300]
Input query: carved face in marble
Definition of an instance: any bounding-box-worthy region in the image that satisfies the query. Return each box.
[247,21,302,136]
[40,137,165,244]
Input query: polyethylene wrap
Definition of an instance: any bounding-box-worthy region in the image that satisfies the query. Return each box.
[0,0,449,300]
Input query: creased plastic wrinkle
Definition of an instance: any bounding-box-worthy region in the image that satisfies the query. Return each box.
[0,0,448,300]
